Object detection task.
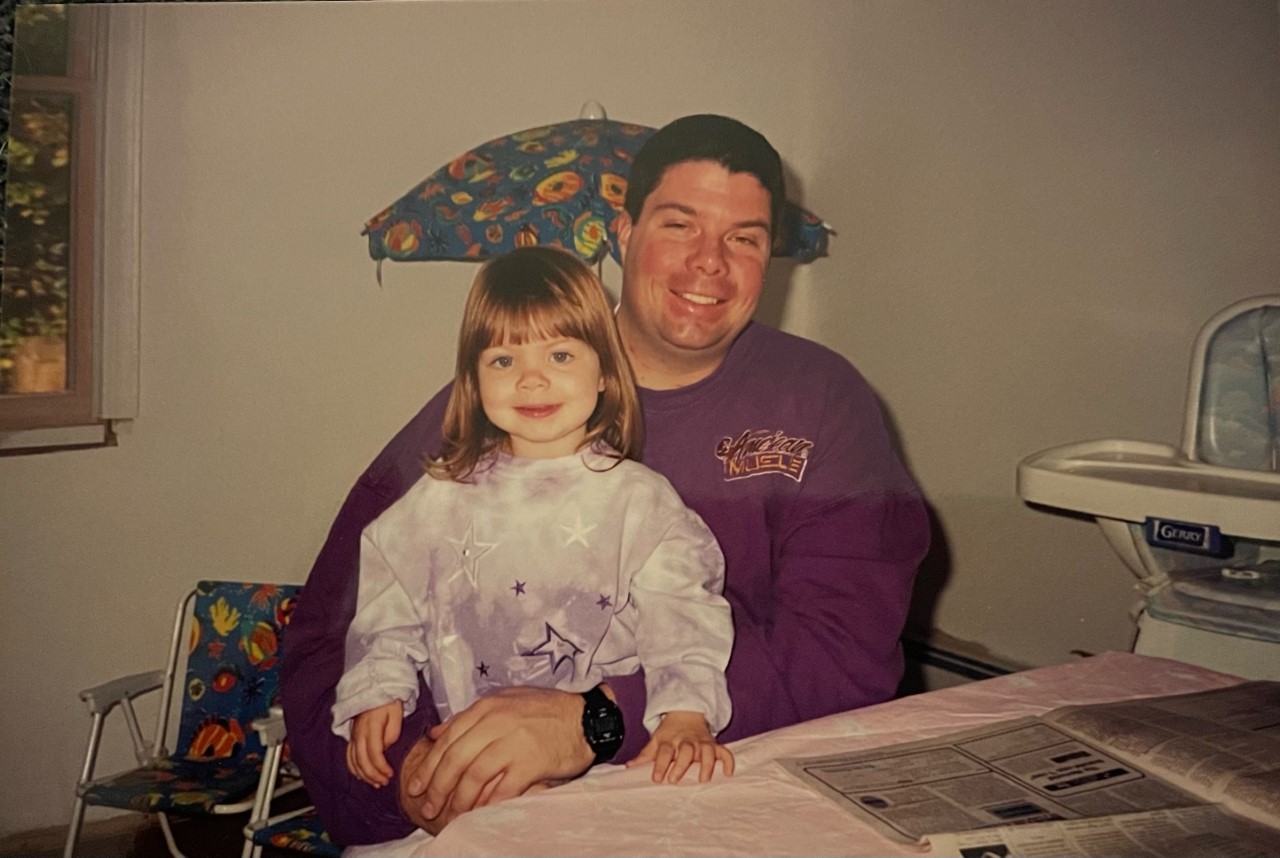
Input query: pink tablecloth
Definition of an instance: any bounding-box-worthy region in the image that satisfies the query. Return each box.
[346,652,1242,857]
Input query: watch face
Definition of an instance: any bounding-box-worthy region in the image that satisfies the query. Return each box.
[591,710,623,743]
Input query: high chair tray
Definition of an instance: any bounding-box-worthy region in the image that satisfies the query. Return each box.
[1017,439,1280,541]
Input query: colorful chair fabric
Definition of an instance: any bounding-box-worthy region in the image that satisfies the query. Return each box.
[65,581,304,858]
[247,806,341,858]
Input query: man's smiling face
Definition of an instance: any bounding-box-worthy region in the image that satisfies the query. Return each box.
[616,159,772,387]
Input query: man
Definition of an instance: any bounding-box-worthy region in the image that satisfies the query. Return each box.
[280,114,930,844]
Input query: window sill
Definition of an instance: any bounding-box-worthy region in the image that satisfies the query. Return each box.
[0,420,117,455]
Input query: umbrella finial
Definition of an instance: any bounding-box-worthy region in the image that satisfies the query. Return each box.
[578,100,607,120]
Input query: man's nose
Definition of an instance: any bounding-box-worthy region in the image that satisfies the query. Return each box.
[691,233,728,275]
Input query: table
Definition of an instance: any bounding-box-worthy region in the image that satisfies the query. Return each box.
[347,652,1243,857]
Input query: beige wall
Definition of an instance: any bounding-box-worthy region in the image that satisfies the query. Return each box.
[2,0,1277,836]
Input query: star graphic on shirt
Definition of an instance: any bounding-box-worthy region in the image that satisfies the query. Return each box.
[522,622,583,678]
[559,512,597,548]
[476,662,489,677]
[447,522,497,586]
[511,580,526,596]
[596,594,612,610]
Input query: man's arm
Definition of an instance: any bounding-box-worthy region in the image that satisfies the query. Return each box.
[719,491,928,741]
[280,389,450,845]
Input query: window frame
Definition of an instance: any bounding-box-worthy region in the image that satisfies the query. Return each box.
[1,4,142,450]
[0,6,98,431]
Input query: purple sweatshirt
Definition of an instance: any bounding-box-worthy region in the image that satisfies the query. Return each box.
[280,322,930,845]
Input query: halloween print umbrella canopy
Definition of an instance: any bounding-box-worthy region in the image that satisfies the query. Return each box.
[363,118,830,269]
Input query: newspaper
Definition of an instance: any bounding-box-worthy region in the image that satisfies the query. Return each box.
[779,681,1280,857]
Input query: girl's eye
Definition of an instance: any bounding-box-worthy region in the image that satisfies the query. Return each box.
[550,351,573,364]
[490,355,513,368]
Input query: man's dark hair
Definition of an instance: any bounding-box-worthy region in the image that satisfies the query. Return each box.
[623,114,786,239]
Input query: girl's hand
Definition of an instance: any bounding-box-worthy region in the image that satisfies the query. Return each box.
[625,710,735,784]
[347,700,404,787]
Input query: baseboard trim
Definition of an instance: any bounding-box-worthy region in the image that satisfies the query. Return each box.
[903,636,1020,681]
[0,814,148,857]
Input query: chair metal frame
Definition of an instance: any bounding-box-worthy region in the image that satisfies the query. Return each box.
[243,706,339,858]
[64,585,303,858]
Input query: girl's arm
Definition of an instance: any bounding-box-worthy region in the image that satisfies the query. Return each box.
[331,528,432,737]
[627,492,734,737]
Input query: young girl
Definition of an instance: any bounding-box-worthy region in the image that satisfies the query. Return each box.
[331,246,734,790]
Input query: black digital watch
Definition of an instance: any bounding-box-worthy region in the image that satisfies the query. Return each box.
[580,684,624,765]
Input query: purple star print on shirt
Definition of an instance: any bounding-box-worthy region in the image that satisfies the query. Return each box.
[522,622,583,677]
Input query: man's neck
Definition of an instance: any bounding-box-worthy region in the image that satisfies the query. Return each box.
[620,331,724,391]
[628,353,717,391]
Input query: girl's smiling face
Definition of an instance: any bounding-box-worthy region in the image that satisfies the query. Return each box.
[477,335,605,459]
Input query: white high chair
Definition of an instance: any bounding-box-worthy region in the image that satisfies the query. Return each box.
[1017,295,1280,679]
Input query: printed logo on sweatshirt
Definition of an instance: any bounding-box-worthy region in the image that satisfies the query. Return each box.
[715,429,813,482]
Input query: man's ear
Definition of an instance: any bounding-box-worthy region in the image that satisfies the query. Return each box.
[615,212,634,264]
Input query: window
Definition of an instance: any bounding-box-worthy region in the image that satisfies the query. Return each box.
[1,4,96,430]
[1,3,142,448]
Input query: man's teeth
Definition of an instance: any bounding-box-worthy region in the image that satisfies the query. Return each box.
[680,292,720,305]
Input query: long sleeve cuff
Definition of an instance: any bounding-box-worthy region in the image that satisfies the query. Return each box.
[643,662,732,735]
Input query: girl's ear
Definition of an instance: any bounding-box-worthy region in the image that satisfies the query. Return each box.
[598,374,606,393]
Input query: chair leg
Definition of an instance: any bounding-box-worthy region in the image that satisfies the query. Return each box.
[157,813,189,858]
[61,796,87,858]
[65,708,109,858]
[242,736,284,858]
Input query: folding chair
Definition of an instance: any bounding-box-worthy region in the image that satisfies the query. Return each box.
[65,581,305,858]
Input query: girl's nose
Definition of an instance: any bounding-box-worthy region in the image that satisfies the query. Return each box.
[518,368,548,389]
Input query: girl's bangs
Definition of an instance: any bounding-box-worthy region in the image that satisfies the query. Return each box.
[482,293,588,346]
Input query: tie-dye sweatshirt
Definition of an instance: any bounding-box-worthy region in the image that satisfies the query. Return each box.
[331,449,731,737]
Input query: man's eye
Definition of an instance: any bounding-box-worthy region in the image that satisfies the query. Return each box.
[732,234,761,247]
[664,221,691,231]
[551,351,572,364]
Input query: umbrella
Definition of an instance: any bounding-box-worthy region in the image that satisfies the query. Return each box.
[362,113,830,272]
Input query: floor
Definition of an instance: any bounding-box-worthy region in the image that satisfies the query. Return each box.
[32,790,312,858]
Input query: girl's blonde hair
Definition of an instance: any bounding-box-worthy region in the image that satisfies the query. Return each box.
[428,246,643,482]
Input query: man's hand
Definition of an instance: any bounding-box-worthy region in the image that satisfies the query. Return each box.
[402,686,595,823]
[398,735,455,836]
[626,711,734,784]
[347,701,403,787]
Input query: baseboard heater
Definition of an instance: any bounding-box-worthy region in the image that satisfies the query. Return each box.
[902,638,1014,681]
